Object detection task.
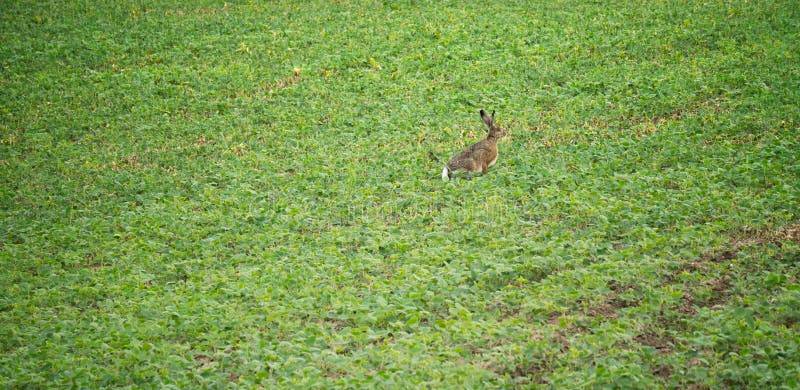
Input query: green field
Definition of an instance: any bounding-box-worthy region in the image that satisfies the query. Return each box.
[2,0,799,387]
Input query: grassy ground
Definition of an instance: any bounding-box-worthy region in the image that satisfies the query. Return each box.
[2,0,799,387]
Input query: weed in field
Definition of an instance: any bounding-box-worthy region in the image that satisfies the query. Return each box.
[1,0,799,387]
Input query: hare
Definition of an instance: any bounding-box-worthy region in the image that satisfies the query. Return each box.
[442,109,506,181]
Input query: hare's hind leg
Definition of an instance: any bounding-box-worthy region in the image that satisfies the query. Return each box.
[461,160,478,180]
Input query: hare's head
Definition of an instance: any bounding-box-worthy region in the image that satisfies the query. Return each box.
[480,109,506,140]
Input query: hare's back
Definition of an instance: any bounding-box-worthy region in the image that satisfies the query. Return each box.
[468,140,497,163]
[448,140,495,169]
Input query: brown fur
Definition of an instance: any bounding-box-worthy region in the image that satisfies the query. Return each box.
[443,110,506,179]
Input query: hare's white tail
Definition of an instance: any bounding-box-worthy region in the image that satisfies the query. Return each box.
[441,166,449,181]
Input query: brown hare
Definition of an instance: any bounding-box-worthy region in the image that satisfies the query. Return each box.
[442,109,506,181]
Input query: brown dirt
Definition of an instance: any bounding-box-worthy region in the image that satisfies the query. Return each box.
[608,279,633,293]
[493,223,800,385]
[111,155,142,171]
[587,301,619,319]
[508,361,550,384]
[703,249,736,263]
[653,364,673,378]
[678,293,698,315]
[607,295,639,309]
[634,331,674,354]
[194,354,214,369]
[665,223,800,315]
[696,223,799,266]
[554,330,571,352]
[702,277,732,308]
[265,70,301,93]
[585,283,641,319]
[547,312,562,325]
[775,224,800,243]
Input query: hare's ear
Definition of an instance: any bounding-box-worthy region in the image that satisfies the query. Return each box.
[480,109,493,128]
